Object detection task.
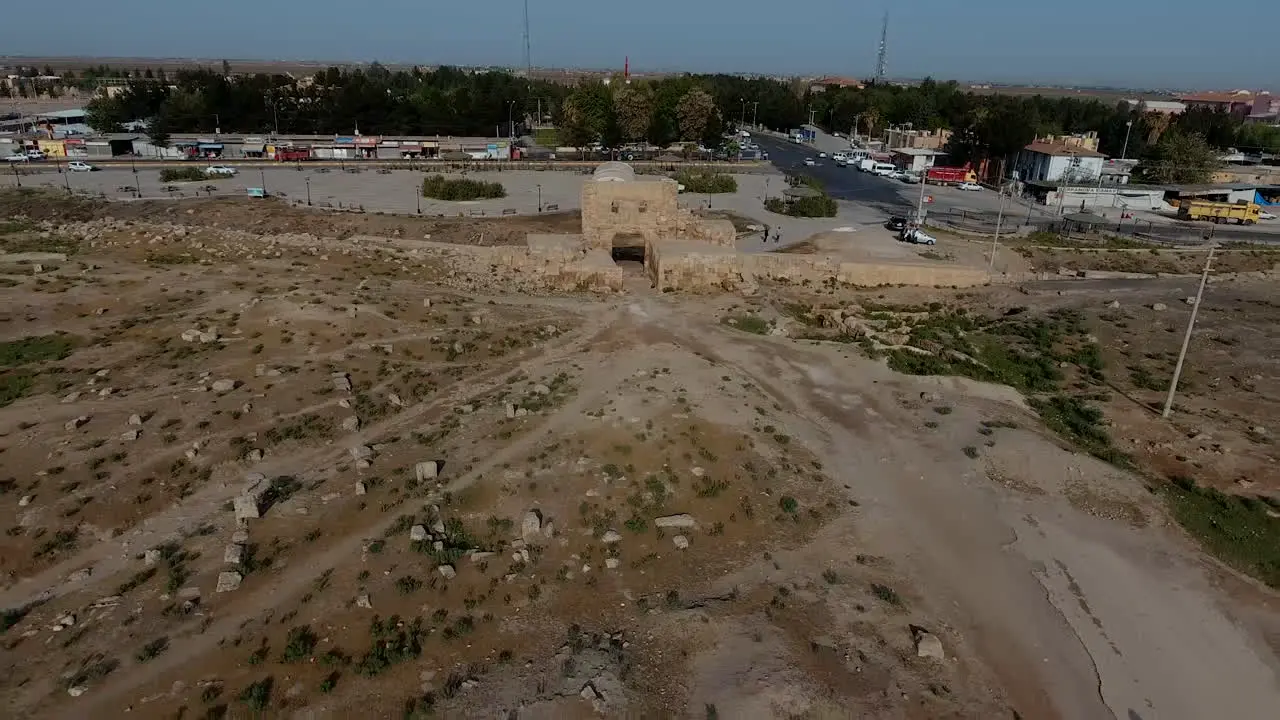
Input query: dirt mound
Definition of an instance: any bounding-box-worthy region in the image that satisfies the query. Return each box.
[0,188,581,246]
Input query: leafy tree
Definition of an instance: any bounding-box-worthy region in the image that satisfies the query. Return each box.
[85,99,125,133]
[612,84,654,143]
[558,83,612,149]
[147,114,171,149]
[676,88,716,142]
[1139,130,1219,184]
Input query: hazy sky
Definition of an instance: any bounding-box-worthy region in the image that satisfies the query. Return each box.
[4,0,1275,90]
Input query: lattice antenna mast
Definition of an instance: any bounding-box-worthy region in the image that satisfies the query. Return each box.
[522,0,532,77]
[875,11,888,83]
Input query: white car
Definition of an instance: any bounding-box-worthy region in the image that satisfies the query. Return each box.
[25,150,46,160]
[67,161,96,172]
[958,182,982,191]
[1260,211,1276,220]
[901,227,937,245]
[817,152,827,158]
[5,154,29,163]
[803,158,816,166]
[205,165,237,176]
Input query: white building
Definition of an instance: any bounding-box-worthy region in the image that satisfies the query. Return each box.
[1016,142,1106,183]
[890,147,946,173]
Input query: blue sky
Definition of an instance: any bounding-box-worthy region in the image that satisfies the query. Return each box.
[3,0,1275,90]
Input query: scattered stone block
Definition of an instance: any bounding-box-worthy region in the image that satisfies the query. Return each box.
[915,630,945,660]
[654,514,696,529]
[605,558,620,569]
[224,544,245,565]
[355,481,367,495]
[216,571,243,593]
[341,416,361,432]
[601,530,622,544]
[415,461,439,481]
[350,445,373,461]
[438,564,456,579]
[64,415,90,431]
[521,510,543,543]
[1152,303,1168,311]
[673,535,690,550]
[121,429,140,441]
[211,379,236,393]
[410,525,428,542]
[143,549,161,566]
[356,594,373,609]
[332,372,352,393]
[127,414,143,426]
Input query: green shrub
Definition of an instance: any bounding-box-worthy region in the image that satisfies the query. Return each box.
[765,194,838,218]
[421,175,506,201]
[722,314,770,334]
[675,170,737,194]
[1161,475,1280,588]
[159,167,216,182]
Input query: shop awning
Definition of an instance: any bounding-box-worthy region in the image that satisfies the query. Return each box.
[198,143,223,150]
[242,143,265,153]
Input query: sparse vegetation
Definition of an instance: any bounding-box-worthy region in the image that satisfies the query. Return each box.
[421,175,506,201]
[160,167,219,182]
[722,314,770,335]
[674,170,737,194]
[1161,476,1280,589]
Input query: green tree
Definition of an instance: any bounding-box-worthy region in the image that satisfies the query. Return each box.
[1139,130,1220,184]
[676,88,716,142]
[558,83,612,149]
[612,83,654,143]
[147,114,171,149]
[85,98,125,133]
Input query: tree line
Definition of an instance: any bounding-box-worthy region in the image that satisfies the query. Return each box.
[78,63,1276,183]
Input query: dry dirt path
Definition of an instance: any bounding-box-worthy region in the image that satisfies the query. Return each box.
[624,291,1280,720]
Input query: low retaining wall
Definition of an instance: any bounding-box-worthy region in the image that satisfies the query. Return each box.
[647,240,990,291]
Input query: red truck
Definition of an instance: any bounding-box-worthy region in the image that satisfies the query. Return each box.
[925,166,977,185]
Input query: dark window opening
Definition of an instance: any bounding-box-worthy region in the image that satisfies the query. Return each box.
[610,246,645,263]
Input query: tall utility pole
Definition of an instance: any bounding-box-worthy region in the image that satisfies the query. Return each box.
[1162,246,1216,418]
[522,0,532,78]
[875,12,889,84]
[989,181,1007,275]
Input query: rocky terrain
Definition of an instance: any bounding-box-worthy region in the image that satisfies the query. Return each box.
[2,190,1280,720]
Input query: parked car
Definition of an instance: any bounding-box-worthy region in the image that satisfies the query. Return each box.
[5,154,28,163]
[205,165,238,176]
[803,158,816,166]
[900,172,921,184]
[1260,211,1276,220]
[67,161,97,172]
[25,149,46,160]
[817,152,827,158]
[901,227,937,245]
[885,216,908,231]
[958,181,982,191]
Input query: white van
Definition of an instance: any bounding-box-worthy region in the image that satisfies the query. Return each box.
[872,162,896,176]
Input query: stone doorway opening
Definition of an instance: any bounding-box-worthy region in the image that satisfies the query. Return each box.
[610,233,647,271]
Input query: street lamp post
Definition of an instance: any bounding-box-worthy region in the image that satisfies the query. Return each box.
[131,156,139,198]
[507,101,516,140]
[305,176,312,206]
[260,169,267,196]
[11,162,20,188]
[536,183,542,212]
[59,156,70,193]
[740,98,746,127]
[751,101,759,128]
[214,113,220,135]
[416,184,421,214]
[1120,120,1133,161]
